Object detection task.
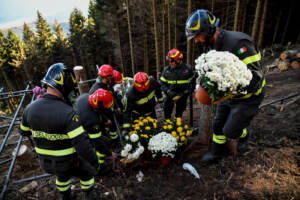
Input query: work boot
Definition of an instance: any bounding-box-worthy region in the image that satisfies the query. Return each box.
[237,129,250,153]
[83,187,98,200]
[96,164,112,176]
[201,142,229,163]
[57,190,76,200]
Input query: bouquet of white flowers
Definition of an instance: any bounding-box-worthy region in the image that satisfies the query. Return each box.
[148,132,178,158]
[195,50,253,102]
[120,133,145,161]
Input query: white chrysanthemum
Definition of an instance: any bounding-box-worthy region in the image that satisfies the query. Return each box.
[124,143,132,152]
[130,133,139,142]
[121,150,128,157]
[125,135,129,140]
[195,50,252,95]
[148,132,178,158]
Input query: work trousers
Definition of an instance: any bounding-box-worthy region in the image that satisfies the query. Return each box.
[213,91,265,139]
[164,93,189,119]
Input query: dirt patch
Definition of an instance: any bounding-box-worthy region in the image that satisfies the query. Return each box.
[1,68,300,200]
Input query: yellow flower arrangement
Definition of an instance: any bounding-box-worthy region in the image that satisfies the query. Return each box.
[162,117,193,147]
[129,116,158,146]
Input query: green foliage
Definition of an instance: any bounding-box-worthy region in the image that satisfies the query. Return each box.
[6,29,26,68]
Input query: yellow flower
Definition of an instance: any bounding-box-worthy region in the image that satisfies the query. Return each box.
[178,142,183,146]
[145,126,151,131]
[176,136,179,141]
[144,135,149,138]
[184,124,189,129]
[171,131,177,137]
[134,120,139,123]
[135,126,140,130]
[149,118,154,123]
[139,122,144,126]
[153,123,157,128]
[146,116,152,120]
[181,136,186,142]
[166,119,171,123]
[129,131,133,135]
[154,119,157,123]
[177,127,183,133]
[139,117,143,120]
[143,119,148,123]
[180,132,185,136]
[186,130,192,136]
[167,125,173,130]
[176,121,182,126]
[176,117,182,122]
[163,125,167,130]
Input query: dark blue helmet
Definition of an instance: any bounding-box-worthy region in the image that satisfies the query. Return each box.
[185,9,219,41]
[41,63,77,100]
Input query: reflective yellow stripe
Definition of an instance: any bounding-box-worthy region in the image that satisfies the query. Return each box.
[56,184,71,192]
[136,90,155,105]
[213,134,227,144]
[32,130,69,141]
[158,97,164,102]
[123,123,130,128]
[233,79,266,100]
[96,151,105,157]
[80,178,94,190]
[240,128,247,138]
[110,134,118,139]
[98,159,104,164]
[35,147,76,156]
[109,131,117,136]
[160,76,167,82]
[56,179,71,186]
[161,77,192,84]
[242,52,261,65]
[67,126,84,139]
[88,131,102,139]
[20,124,30,131]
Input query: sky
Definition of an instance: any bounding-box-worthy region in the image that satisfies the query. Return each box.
[0,0,90,29]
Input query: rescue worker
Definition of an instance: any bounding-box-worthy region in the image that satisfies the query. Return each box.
[89,65,120,142]
[160,48,194,119]
[122,72,164,135]
[185,9,265,162]
[77,88,117,175]
[19,63,99,200]
[113,69,123,85]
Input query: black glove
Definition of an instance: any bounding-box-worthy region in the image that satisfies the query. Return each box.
[167,90,177,99]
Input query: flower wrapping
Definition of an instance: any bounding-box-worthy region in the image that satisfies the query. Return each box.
[195,50,253,101]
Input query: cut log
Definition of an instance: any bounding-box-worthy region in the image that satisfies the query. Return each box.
[18,181,38,194]
[296,52,300,59]
[280,50,298,60]
[291,60,300,69]
[277,60,289,71]
[12,144,39,171]
[73,66,89,94]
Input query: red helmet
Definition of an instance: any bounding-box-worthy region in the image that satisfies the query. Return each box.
[166,48,183,62]
[113,70,122,84]
[97,65,114,78]
[89,88,114,109]
[133,72,150,92]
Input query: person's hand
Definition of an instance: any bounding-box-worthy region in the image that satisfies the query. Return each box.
[115,108,121,115]
[105,120,112,126]
[109,152,117,160]
[122,129,129,136]
[172,95,181,101]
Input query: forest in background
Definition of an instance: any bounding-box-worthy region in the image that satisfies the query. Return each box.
[0,0,299,92]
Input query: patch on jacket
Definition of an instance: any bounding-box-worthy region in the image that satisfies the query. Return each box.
[237,47,247,55]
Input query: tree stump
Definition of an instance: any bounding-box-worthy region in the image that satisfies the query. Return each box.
[277,60,289,71]
[73,66,89,94]
[12,144,39,171]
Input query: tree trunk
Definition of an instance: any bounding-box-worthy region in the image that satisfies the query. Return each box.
[167,0,171,50]
[116,20,125,74]
[272,10,282,44]
[198,105,216,145]
[281,0,294,45]
[152,0,161,79]
[174,0,177,48]
[162,0,166,68]
[258,0,268,47]
[1,68,16,91]
[241,1,248,33]
[187,0,192,66]
[251,0,261,41]
[126,0,135,76]
[233,0,240,31]
[144,16,149,74]
[225,1,230,29]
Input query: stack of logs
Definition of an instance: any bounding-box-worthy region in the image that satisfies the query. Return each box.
[277,50,300,71]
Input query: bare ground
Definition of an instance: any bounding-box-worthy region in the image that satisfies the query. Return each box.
[0,67,300,200]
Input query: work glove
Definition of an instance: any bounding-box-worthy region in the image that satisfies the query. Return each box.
[122,129,129,136]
